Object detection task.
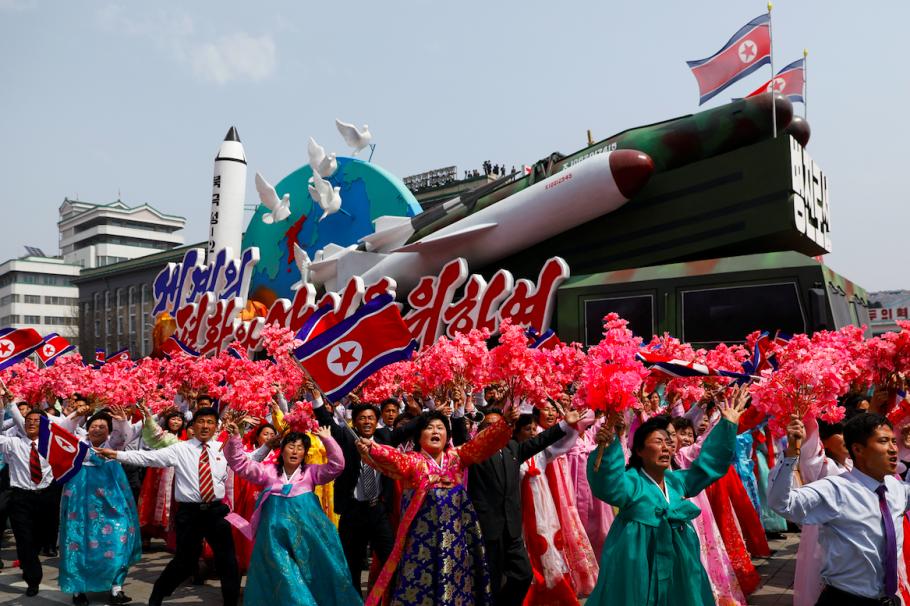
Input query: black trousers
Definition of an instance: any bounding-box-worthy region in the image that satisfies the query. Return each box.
[8,486,58,587]
[41,482,62,551]
[338,500,395,595]
[151,502,239,606]
[0,466,10,543]
[816,585,898,606]
[484,531,533,606]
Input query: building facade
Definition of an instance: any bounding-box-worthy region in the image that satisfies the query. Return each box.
[0,255,81,345]
[73,243,203,358]
[58,198,185,268]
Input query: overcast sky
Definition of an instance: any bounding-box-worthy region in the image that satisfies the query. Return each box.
[1,1,906,291]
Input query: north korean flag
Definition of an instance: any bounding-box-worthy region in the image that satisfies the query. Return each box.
[746,58,805,102]
[295,302,341,345]
[94,349,106,367]
[687,14,771,105]
[107,347,131,363]
[36,333,75,367]
[0,327,44,370]
[636,350,751,382]
[160,336,200,359]
[526,327,561,350]
[294,293,418,401]
[37,416,90,484]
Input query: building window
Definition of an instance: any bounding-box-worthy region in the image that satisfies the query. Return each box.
[44,316,76,326]
[23,294,41,304]
[0,294,19,305]
[129,286,136,307]
[83,303,90,317]
[45,296,78,306]
[94,319,101,338]
[105,291,111,311]
[23,315,41,324]
[0,315,21,324]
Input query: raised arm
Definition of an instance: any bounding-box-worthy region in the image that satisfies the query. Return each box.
[112,442,180,468]
[308,428,345,486]
[361,441,414,482]
[586,428,636,509]
[223,435,273,486]
[517,422,568,463]
[457,417,512,466]
[680,418,736,497]
[797,416,830,483]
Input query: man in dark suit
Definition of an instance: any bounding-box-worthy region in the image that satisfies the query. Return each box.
[313,398,399,595]
[467,407,582,606]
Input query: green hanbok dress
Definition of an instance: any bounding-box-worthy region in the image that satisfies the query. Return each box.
[585,418,736,606]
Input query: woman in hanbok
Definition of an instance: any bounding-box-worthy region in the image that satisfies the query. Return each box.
[59,412,141,605]
[672,416,747,606]
[357,407,517,606]
[230,422,277,574]
[223,423,359,606]
[565,414,614,560]
[585,391,746,606]
[517,403,597,604]
[137,410,185,544]
[752,426,789,533]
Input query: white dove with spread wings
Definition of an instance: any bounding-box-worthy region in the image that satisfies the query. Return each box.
[335,119,372,155]
[255,172,291,224]
[291,243,311,290]
[308,171,343,221]
[307,137,337,178]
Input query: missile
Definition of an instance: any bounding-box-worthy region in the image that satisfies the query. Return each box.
[207,126,247,261]
[310,149,653,291]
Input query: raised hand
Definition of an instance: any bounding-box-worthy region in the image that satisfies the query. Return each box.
[595,422,615,446]
[718,385,750,424]
[785,415,805,457]
[503,400,520,426]
[95,447,118,460]
[355,437,373,458]
[314,425,331,441]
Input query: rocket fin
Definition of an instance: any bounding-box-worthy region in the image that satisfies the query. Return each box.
[392,222,498,253]
[359,216,415,252]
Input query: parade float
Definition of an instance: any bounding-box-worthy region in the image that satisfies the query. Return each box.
[149,91,866,360]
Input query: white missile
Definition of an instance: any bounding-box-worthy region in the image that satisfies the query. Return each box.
[207,127,247,260]
[309,149,653,292]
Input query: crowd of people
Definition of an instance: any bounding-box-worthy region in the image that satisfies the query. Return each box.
[0,370,908,606]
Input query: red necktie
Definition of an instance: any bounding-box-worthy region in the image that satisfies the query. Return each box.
[198,443,215,502]
[29,442,42,485]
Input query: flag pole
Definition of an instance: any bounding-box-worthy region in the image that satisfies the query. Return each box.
[803,48,809,120]
[768,2,777,138]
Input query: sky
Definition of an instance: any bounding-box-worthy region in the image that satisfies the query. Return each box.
[1,1,907,291]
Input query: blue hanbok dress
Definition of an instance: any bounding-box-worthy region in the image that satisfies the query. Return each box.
[58,450,141,594]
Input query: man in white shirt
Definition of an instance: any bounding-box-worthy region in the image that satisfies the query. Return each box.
[0,406,55,597]
[768,412,910,605]
[98,407,239,606]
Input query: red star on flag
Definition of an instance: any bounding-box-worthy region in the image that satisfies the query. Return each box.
[330,345,359,374]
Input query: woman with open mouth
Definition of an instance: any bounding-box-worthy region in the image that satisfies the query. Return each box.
[584,387,747,606]
[355,404,520,606]
[222,422,360,605]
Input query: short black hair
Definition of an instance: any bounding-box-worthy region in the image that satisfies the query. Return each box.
[255,423,277,439]
[671,417,694,432]
[513,413,535,439]
[629,416,672,470]
[192,407,220,424]
[844,413,892,459]
[380,398,400,413]
[351,403,381,421]
[86,411,113,433]
[25,408,47,419]
[412,411,451,451]
[817,418,845,442]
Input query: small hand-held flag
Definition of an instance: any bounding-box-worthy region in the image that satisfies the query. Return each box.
[160,336,200,359]
[686,14,771,105]
[0,327,44,370]
[36,333,76,367]
[37,416,90,484]
[294,293,417,401]
[107,347,131,364]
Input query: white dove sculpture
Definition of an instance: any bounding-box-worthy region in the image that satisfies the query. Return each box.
[308,171,343,221]
[335,119,372,155]
[291,242,311,290]
[307,137,337,178]
[254,172,291,224]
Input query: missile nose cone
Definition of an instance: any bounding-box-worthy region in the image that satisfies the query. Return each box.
[784,115,811,147]
[609,150,654,199]
[752,92,794,130]
[224,126,241,142]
